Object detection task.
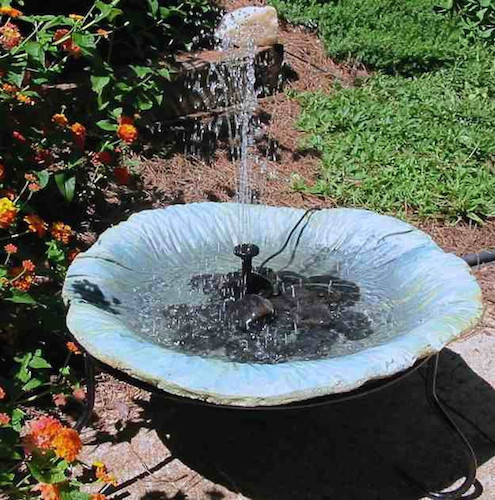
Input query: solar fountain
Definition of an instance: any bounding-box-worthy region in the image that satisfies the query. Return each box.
[63,7,485,499]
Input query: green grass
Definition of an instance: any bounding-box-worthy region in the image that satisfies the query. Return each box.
[270,0,495,221]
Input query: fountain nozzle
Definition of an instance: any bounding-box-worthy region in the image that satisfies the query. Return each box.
[234,243,259,295]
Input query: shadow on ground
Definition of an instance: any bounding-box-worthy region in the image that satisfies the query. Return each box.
[100,349,495,499]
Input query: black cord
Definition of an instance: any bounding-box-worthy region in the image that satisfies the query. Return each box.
[259,208,320,270]
[278,210,317,272]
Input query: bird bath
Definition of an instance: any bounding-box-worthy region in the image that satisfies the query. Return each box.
[62,202,482,407]
[61,7,485,495]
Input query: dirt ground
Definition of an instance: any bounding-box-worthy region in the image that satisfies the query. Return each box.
[76,5,495,499]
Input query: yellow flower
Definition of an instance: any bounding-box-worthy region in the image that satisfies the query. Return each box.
[0,197,18,229]
[69,14,84,21]
[0,6,23,17]
[51,427,82,462]
[16,93,35,105]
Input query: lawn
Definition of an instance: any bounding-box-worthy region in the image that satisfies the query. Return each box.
[271,0,495,221]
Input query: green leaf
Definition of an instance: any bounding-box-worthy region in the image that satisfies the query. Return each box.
[5,290,37,304]
[46,240,66,264]
[90,75,111,95]
[29,356,51,369]
[11,408,25,432]
[37,170,50,189]
[22,377,43,392]
[60,489,92,500]
[24,41,42,59]
[148,0,159,18]
[28,458,68,484]
[96,119,117,131]
[59,366,71,376]
[0,472,15,486]
[157,68,171,79]
[131,65,153,78]
[55,173,76,202]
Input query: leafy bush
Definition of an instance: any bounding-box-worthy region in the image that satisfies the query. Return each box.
[270,0,466,75]
[1,345,118,499]
[449,0,495,42]
[0,1,218,497]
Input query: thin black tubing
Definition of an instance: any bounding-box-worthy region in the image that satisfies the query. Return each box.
[259,208,320,270]
[277,210,317,273]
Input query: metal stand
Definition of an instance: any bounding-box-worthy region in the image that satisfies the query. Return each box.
[73,352,478,499]
[423,354,478,499]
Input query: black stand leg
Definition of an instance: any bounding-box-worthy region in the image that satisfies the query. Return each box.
[74,353,96,431]
[424,353,478,499]
[399,354,479,499]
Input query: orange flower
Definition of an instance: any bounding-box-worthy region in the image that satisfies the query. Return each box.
[117,124,138,144]
[94,462,117,486]
[22,259,35,272]
[16,93,34,105]
[0,22,22,49]
[0,197,18,229]
[67,247,81,262]
[32,483,61,500]
[2,83,17,94]
[0,163,4,180]
[0,6,23,17]
[97,28,109,39]
[28,182,41,192]
[69,14,84,21]
[92,495,107,500]
[0,386,5,399]
[114,167,131,185]
[71,122,86,149]
[66,341,81,354]
[24,214,48,237]
[4,243,17,254]
[10,267,34,291]
[52,113,68,127]
[23,416,63,452]
[25,173,37,182]
[0,413,10,425]
[51,427,82,462]
[51,221,72,244]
